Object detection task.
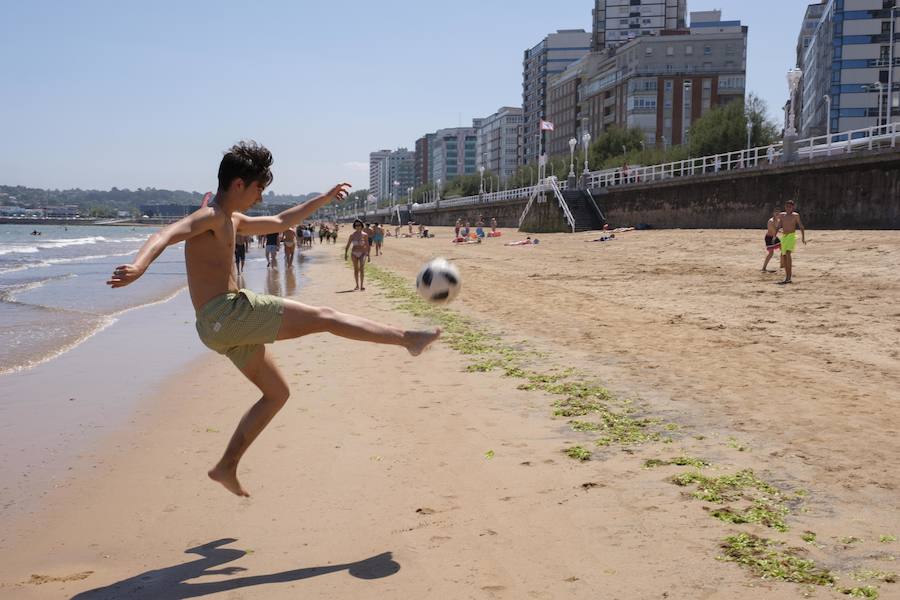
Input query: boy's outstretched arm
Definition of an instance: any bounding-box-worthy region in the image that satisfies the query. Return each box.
[107,207,221,288]
[235,183,351,236]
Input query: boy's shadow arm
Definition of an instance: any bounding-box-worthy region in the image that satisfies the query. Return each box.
[70,539,399,600]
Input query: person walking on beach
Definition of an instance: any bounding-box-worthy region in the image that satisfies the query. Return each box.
[762,209,781,273]
[363,223,375,262]
[234,234,248,275]
[345,219,370,290]
[775,199,807,285]
[265,231,280,268]
[282,227,297,268]
[372,222,385,256]
[107,142,440,497]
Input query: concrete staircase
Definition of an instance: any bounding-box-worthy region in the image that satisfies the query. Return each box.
[562,189,605,232]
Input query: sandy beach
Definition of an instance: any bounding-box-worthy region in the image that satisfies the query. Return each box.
[1,228,898,599]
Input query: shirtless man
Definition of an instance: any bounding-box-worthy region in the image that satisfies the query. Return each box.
[762,209,782,272]
[264,231,280,268]
[107,141,440,497]
[775,199,807,284]
[372,222,385,256]
[363,222,375,262]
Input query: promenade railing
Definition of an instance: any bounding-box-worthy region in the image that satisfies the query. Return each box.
[339,122,900,221]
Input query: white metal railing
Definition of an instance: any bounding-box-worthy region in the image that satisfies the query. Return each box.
[587,121,900,189]
[517,180,550,229]
[340,122,900,221]
[548,177,576,233]
[584,188,605,223]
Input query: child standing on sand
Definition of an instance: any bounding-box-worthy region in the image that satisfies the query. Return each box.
[107,142,440,497]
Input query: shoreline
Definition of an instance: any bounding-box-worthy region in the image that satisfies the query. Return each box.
[0,234,897,599]
[0,250,308,522]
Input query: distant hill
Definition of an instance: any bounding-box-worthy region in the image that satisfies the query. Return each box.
[0,185,325,215]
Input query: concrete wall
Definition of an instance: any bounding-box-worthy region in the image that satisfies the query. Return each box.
[412,199,526,229]
[600,151,900,229]
[409,151,900,231]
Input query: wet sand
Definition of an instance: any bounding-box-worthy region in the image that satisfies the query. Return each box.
[0,230,898,599]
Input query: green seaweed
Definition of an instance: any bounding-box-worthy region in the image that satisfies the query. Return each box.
[643,456,709,469]
[840,586,879,599]
[711,500,789,532]
[565,445,592,461]
[719,533,834,585]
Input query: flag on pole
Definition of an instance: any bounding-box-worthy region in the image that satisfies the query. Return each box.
[540,119,555,131]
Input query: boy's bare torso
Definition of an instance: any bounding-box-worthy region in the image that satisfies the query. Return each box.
[184,207,240,312]
[767,218,778,237]
[779,211,801,233]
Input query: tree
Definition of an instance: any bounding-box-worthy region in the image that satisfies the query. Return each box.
[687,93,779,158]
[589,126,645,168]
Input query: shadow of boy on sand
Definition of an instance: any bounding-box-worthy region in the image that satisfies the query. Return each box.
[71,538,400,599]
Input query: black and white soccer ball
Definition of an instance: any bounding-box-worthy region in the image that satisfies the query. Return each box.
[416,258,461,304]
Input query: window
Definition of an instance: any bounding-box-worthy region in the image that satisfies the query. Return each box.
[704,46,712,55]
[685,45,693,55]
[666,46,674,56]
[646,47,653,55]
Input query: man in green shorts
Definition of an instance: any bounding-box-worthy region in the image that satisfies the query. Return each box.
[776,199,807,285]
[107,141,441,497]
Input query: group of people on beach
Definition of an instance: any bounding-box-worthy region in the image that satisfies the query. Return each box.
[454,215,499,243]
[232,222,340,274]
[761,199,807,284]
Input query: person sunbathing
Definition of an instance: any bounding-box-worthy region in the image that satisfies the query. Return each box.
[504,237,539,246]
[586,234,616,242]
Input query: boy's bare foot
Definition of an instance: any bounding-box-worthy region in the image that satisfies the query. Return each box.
[208,464,250,497]
[404,328,442,356]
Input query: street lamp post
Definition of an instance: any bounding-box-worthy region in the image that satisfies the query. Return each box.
[746,119,753,166]
[874,81,884,127]
[888,1,897,125]
[824,94,832,153]
[783,68,804,162]
[581,130,592,177]
[479,165,485,196]
[436,178,441,210]
[567,137,577,180]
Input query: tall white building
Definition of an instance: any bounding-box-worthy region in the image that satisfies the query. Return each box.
[368,150,391,202]
[593,0,688,50]
[522,29,592,165]
[369,148,415,205]
[475,107,524,181]
[796,0,899,137]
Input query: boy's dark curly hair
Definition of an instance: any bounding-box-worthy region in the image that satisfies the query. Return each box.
[217,140,273,192]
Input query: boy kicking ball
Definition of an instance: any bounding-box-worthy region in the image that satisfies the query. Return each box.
[107,141,441,497]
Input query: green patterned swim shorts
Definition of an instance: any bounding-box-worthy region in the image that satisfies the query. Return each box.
[195,289,285,368]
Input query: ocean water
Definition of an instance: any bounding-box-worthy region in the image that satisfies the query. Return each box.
[0,224,187,374]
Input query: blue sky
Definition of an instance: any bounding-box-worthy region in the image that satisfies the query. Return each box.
[0,0,808,194]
